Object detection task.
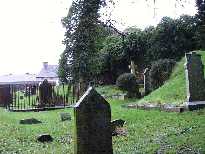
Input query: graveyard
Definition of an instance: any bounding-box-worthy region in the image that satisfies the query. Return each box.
[1,1,205,153]
[0,51,205,153]
[0,100,204,153]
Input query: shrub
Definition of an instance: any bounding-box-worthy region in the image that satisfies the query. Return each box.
[116,73,140,98]
[149,59,176,91]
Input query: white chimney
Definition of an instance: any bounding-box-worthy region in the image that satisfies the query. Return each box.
[43,62,48,69]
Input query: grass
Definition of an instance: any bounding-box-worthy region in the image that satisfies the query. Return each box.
[96,85,124,96]
[0,99,205,153]
[0,108,74,154]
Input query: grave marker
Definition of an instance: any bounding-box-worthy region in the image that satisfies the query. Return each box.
[143,68,150,95]
[0,85,12,107]
[184,51,205,110]
[74,87,113,154]
[39,79,53,107]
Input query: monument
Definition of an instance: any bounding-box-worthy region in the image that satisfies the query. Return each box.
[184,51,205,110]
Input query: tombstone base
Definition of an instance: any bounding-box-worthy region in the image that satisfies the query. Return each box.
[185,101,205,111]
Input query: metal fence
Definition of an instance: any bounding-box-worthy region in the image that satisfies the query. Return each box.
[0,83,76,111]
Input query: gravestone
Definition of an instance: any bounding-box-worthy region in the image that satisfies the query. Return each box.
[74,87,113,154]
[20,118,42,124]
[110,119,126,136]
[39,79,53,107]
[0,85,12,107]
[184,51,205,110]
[143,68,150,95]
[31,85,37,95]
[129,61,137,75]
[60,112,71,121]
[37,134,53,142]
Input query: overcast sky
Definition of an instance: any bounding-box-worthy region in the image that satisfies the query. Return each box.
[0,0,196,75]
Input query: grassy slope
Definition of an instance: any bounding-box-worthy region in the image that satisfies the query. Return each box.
[96,85,123,96]
[0,100,205,153]
[139,51,205,105]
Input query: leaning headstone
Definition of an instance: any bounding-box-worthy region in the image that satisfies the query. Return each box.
[60,112,71,121]
[19,118,42,124]
[74,87,113,154]
[37,134,53,142]
[143,68,150,95]
[184,51,205,110]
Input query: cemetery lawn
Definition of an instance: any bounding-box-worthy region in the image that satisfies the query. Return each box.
[0,99,205,153]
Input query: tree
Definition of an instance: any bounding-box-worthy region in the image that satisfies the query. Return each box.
[59,0,198,88]
[62,0,114,95]
[146,15,198,62]
[175,15,198,53]
[58,50,71,83]
[123,28,148,70]
[196,0,205,49]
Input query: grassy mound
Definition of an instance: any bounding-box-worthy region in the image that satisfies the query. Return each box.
[139,51,205,105]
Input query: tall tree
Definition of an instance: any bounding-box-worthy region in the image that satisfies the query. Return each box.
[58,50,71,83]
[62,0,109,94]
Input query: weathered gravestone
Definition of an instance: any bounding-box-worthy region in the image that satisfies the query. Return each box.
[39,79,53,107]
[37,134,53,142]
[74,87,113,154]
[143,68,150,95]
[60,112,71,121]
[0,85,12,107]
[184,51,205,110]
[20,118,42,124]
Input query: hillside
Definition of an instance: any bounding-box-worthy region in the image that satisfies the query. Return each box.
[139,50,205,105]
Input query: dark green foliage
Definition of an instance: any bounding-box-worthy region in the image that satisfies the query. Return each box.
[116,73,140,98]
[58,51,71,83]
[196,0,205,49]
[97,15,198,81]
[124,28,148,70]
[60,0,116,87]
[97,36,129,84]
[149,59,176,91]
[147,16,198,62]
[61,0,109,87]
[59,1,198,86]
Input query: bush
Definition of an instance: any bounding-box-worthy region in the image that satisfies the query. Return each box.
[149,59,176,91]
[116,73,140,98]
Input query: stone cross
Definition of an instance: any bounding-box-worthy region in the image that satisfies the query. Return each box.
[143,68,150,95]
[184,51,205,110]
[74,87,113,154]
